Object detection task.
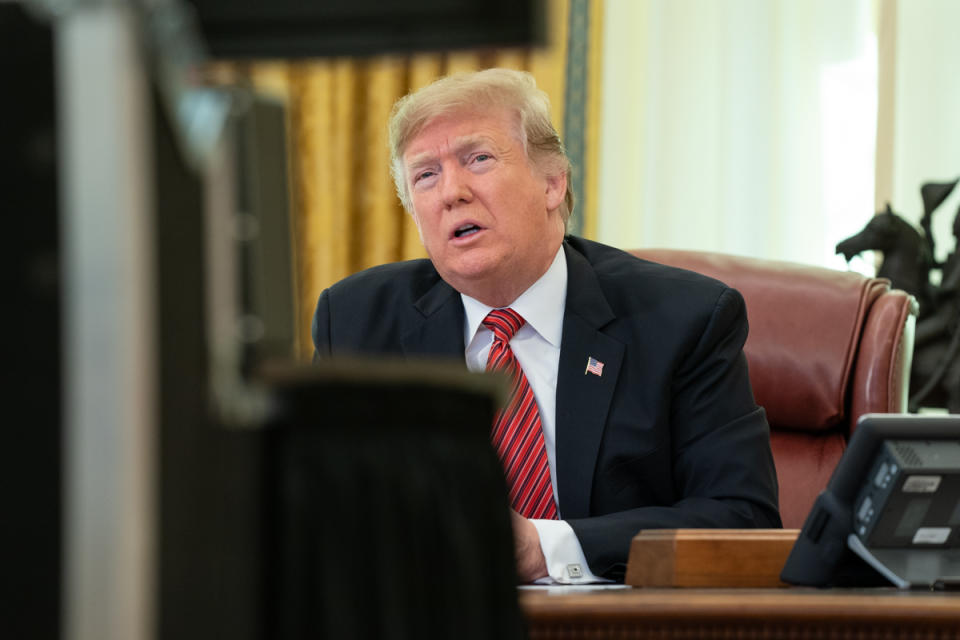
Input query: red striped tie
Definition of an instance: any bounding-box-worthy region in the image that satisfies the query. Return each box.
[483,309,559,520]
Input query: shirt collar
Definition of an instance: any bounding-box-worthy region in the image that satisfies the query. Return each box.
[461,245,567,347]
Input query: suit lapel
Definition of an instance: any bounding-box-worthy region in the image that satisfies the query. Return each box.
[555,243,624,519]
[400,277,466,360]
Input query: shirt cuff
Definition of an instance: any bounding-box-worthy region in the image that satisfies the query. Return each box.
[529,519,613,584]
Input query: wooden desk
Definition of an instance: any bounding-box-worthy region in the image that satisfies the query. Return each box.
[521,588,960,639]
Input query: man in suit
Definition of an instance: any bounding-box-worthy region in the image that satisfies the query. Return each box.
[312,69,781,583]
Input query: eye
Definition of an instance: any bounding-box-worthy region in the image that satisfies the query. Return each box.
[467,152,494,171]
[414,169,436,183]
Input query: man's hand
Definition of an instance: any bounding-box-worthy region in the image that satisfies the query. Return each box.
[510,509,549,582]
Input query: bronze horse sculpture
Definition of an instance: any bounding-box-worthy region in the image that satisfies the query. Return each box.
[836,179,960,413]
[836,203,934,314]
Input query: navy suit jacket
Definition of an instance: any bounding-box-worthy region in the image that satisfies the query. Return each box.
[312,236,781,580]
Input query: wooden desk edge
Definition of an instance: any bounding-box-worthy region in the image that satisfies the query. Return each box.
[520,588,960,624]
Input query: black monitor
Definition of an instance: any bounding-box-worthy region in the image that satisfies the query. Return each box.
[781,413,960,588]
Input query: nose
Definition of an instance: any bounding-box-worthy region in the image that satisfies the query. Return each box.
[440,165,472,208]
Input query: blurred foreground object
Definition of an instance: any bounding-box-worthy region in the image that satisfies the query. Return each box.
[252,361,523,639]
[184,0,545,58]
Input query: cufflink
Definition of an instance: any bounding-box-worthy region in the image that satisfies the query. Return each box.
[566,564,583,579]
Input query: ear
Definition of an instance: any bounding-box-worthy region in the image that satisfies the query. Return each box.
[544,171,567,212]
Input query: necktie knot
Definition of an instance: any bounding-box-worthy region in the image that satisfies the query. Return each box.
[483,308,526,343]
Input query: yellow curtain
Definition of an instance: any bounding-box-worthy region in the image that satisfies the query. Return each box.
[231,2,570,359]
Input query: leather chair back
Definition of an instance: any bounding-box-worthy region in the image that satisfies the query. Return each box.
[630,249,917,528]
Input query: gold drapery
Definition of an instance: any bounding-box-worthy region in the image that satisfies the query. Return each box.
[230,2,572,359]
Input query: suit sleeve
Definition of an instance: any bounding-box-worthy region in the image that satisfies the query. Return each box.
[311,288,332,361]
[566,286,781,581]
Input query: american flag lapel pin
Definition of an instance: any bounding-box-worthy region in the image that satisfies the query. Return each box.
[584,356,604,377]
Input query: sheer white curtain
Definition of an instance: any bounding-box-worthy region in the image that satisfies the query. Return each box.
[883,0,960,267]
[596,0,878,269]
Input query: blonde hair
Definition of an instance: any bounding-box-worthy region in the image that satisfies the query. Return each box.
[388,68,574,225]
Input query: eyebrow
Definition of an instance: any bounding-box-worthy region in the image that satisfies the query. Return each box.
[404,134,495,172]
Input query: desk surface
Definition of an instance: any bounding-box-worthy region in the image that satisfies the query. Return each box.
[520,587,960,639]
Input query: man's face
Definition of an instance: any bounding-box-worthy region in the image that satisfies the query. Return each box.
[402,109,567,307]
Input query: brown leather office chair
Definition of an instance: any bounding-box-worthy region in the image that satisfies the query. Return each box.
[631,249,918,528]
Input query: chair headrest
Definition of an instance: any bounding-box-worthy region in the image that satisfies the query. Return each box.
[631,249,889,432]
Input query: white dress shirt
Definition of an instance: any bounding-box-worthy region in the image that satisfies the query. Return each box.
[461,247,607,584]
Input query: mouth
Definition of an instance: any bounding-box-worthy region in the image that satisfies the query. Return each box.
[452,223,483,239]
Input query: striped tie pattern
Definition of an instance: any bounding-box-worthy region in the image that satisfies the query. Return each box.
[483,309,558,520]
